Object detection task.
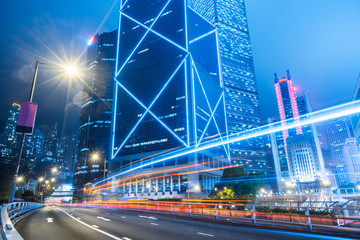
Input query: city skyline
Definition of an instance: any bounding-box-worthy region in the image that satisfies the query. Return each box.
[1,1,360,239]
[0,0,359,136]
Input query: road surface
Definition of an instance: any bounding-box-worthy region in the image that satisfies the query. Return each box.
[15,206,357,240]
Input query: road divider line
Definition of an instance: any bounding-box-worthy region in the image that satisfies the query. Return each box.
[92,225,99,228]
[57,207,123,240]
[97,216,111,221]
[150,223,159,226]
[197,232,214,237]
[122,238,132,240]
[138,215,157,220]
[121,216,126,219]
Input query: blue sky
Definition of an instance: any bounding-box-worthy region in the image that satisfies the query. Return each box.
[1,0,360,133]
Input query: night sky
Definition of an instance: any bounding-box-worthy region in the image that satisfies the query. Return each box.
[1,0,360,135]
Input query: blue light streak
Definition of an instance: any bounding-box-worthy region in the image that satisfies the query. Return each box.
[94,99,360,186]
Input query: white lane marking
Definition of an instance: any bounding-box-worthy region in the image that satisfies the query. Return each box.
[123,238,132,240]
[121,216,126,219]
[97,216,111,221]
[57,207,123,240]
[46,218,54,223]
[81,209,99,213]
[138,215,158,220]
[197,232,214,237]
[150,223,159,226]
[77,217,81,220]
[92,225,99,228]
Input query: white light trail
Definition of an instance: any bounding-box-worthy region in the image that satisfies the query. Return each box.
[93,99,360,187]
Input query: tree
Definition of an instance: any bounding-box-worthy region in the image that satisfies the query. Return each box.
[210,167,264,199]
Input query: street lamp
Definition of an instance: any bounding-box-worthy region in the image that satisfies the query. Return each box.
[9,61,79,203]
[51,167,58,174]
[90,152,107,183]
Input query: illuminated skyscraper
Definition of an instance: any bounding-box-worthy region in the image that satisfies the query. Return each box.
[188,0,263,170]
[325,117,356,187]
[73,30,117,198]
[1,103,20,162]
[273,72,325,187]
[107,0,229,199]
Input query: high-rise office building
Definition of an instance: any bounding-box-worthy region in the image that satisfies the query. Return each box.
[351,73,360,142]
[73,30,117,198]
[189,0,267,174]
[4,103,21,149]
[1,103,21,162]
[273,72,325,187]
[325,117,356,187]
[342,137,360,184]
[104,0,229,199]
[43,122,59,162]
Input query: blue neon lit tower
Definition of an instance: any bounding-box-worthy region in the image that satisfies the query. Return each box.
[109,0,229,197]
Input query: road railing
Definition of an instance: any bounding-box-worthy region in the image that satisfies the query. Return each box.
[59,200,360,231]
[1,202,43,240]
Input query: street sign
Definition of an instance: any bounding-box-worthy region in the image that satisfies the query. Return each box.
[16,102,38,135]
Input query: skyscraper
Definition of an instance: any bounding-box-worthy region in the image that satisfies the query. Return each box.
[43,122,59,163]
[273,71,325,187]
[73,30,117,198]
[103,0,229,199]
[1,103,20,162]
[188,0,263,171]
[325,117,356,187]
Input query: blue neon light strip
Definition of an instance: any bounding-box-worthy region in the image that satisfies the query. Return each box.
[116,0,172,77]
[112,56,189,158]
[120,12,188,54]
[188,29,216,44]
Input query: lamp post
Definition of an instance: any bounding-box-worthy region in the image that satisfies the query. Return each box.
[9,61,78,203]
[91,152,107,183]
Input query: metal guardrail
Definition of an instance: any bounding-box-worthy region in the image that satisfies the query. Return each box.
[1,202,43,240]
[61,200,360,231]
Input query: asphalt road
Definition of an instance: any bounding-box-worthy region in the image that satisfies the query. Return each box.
[15,206,357,240]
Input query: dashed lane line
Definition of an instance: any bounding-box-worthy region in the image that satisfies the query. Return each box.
[92,225,99,228]
[197,232,215,237]
[57,207,123,240]
[150,223,159,226]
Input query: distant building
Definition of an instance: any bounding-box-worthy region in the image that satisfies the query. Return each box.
[351,73,360,142]
[73,30,117,198]
[343,138,360,184]
[325,117,355,186]
[287,134,321,183]
[43,122,59,160]
[1,103,21,162]
[272,71,325,189]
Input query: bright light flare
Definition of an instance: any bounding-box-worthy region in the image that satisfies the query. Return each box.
[322,179,331,187]
[64,65,78,75]
[17,176,24,182]
[88,36,95,46]
[91,152,100,161]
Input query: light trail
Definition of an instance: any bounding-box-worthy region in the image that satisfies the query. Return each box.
[86,162,208,192]
[93,99,360,187]
[93,164,243,192]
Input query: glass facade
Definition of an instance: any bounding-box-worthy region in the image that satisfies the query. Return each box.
[111,0,229,171]
[188,0,269,174]
[73,30,117,197]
